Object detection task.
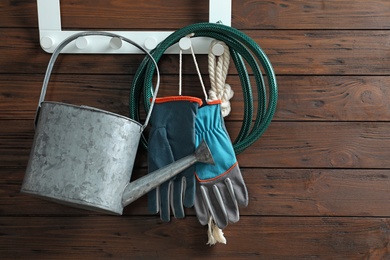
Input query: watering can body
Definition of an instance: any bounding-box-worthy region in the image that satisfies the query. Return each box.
[22,101,143,214]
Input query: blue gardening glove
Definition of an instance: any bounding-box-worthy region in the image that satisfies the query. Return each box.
[194,101,248,229]
[148,96,202,221]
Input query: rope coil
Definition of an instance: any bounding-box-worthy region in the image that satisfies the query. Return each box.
[208,40,233,117]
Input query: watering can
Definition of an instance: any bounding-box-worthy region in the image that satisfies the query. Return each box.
[21,32,214,215]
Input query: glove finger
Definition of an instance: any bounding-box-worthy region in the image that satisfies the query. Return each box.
[148,128,175,214]
[159,181,172,222]
[211,185,229,229]
[218,165,247,223]
[229,165,249,207]
[183,170,196,208]
[171,176,185,219]
[200,186,228,229]
[194,185,210,225]
[147,187,160,214]
[224,178,240,223]
[200,186,220,225]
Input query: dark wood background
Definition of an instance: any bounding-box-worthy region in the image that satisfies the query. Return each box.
[1,0,390,259]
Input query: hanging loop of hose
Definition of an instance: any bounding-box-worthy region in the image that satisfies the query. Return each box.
[129,22,278,155]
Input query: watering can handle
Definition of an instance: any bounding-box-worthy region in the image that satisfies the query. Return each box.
[36,31,160,130]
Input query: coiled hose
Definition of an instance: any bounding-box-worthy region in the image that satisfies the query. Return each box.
[129,22,278,154]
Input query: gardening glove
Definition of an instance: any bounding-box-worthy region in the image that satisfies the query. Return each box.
[194,100,248,229]
[148,96,202,221]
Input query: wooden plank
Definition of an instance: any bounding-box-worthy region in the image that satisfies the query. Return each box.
[2,75,390,122]
[237,121,390,168]
[0,216,389,259]
[234,0,390,30]
[0,0,39,28]
[242,168,390,217]
[3,168,390,217]
[60,0,209,30]
[3,1,390,30]
[276,76,390,121]
[2,29,390,75]
[2,120,390,168]
[261,30,390,75]
[0,74,133,120]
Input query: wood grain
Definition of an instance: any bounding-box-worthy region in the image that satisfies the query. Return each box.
[3,1,390,29]
[2,75,390,121]
[234,0,390,30]
[0,216,389,259]
[237,121,390,168]
[2,120,390,168]
[2,168,390,217]
[276,76,390,121]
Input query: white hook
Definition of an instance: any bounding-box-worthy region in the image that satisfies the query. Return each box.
[211,43,225,56]
[110,37,122,50]
[75,37,88,49]
[40,36,54,49]
[179,37,192,50]
[144,37,157,50]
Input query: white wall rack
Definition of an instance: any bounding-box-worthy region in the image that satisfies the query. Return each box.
[37,0,232,54]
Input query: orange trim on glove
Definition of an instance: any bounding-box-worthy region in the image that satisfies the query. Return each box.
[206,99,222,105]
[195,162,238,183]
[151,96,203,106]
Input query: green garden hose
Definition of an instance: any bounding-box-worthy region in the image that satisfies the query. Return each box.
[129,22,278,154]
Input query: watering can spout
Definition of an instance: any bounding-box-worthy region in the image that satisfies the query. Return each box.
[194,140,215,165]
[121,140,214,207]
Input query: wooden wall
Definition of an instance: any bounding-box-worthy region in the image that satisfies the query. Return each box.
[1,0,390,259]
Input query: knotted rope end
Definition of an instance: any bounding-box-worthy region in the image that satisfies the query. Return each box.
[206,217,227,246]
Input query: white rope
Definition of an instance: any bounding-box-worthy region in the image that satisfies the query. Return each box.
[207,216,227,245]
[179,49,183,95]
[189,44,208,100]
[178,34,208,100]
[208,40,233,117]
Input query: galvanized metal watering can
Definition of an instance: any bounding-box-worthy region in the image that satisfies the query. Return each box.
[21,32,214,215]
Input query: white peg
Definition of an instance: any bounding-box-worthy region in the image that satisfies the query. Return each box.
[179,37,192,50]
[145,37,157,50]
[75,37,88,49]
[40,36,54,49]
[211,43,225,56]
[110,37,122,50]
